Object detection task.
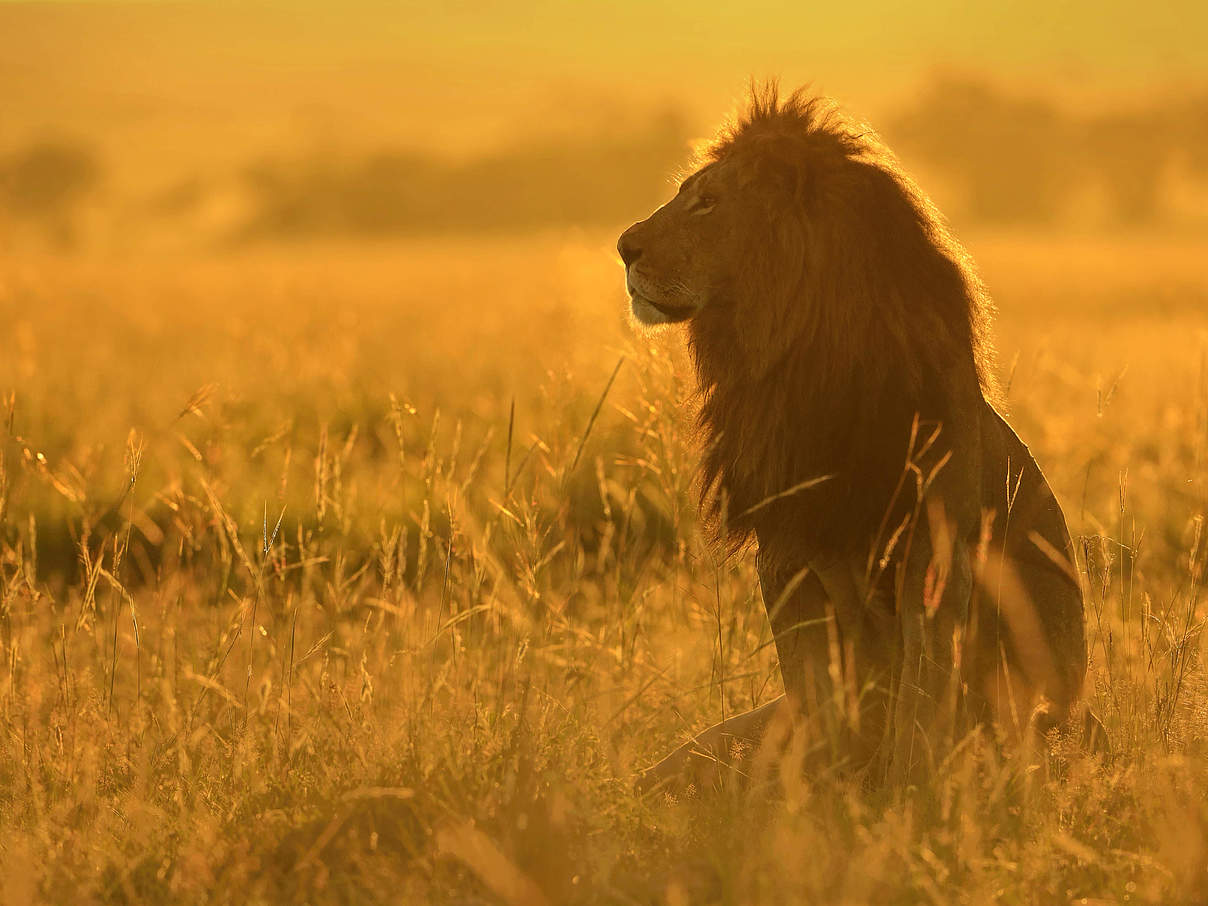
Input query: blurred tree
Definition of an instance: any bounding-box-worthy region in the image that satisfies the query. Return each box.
[1084,111,1169,224]
[1172,92,1208,178]
[885,74,1208,227]
[0,139,103,246]
[886,75,1078,223]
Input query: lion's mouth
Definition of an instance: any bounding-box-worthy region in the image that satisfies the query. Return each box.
[627,277,698,325]
[631,294,697,324]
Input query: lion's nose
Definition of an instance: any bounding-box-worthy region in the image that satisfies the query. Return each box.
[617,226,643,266]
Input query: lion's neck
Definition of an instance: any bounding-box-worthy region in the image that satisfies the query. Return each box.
[688,326,949,558]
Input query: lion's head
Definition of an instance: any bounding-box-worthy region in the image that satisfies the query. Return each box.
[618,153,751,327]
[619,83,999,555]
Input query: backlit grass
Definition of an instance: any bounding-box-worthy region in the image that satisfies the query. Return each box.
[1,232,1206,904]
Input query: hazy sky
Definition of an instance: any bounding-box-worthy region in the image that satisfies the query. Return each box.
[2,1,1204,186]
[4,1,1203,75]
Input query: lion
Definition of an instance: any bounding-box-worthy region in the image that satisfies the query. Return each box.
[618,83,1102,792]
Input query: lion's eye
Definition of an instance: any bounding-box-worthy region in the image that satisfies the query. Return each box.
[692,195,717,214]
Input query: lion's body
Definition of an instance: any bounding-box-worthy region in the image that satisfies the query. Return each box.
[754,400,1088,773]
[618,85,1094,789]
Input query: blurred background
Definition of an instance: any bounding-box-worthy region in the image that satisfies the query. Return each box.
[2,0,1208,250]
[4,6,1208,901]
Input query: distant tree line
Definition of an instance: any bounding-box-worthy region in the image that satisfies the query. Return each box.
[237,112,689,239]
[2,77,1207,245]
[232,78,1208,237]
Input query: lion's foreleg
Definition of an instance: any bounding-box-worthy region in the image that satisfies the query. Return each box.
[889,514,974,785]
[759,560,844,738]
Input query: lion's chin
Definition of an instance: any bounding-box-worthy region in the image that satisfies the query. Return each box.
[630,296,696,326]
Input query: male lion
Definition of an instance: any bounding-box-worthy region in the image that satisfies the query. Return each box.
[618,84,1099,791]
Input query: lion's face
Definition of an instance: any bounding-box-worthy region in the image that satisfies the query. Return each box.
[617,160,745,326]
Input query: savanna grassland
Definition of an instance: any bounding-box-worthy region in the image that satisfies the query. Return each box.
[1,229,1207,905]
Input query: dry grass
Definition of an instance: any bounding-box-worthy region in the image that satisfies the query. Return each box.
[1,231,1207,904]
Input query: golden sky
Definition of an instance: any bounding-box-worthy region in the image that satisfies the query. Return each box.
[2,1,1205,189]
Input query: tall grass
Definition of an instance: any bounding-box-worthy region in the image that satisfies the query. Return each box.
[0,234,1206,904]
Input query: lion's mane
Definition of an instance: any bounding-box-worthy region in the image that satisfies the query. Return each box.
[689,84,998,557]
